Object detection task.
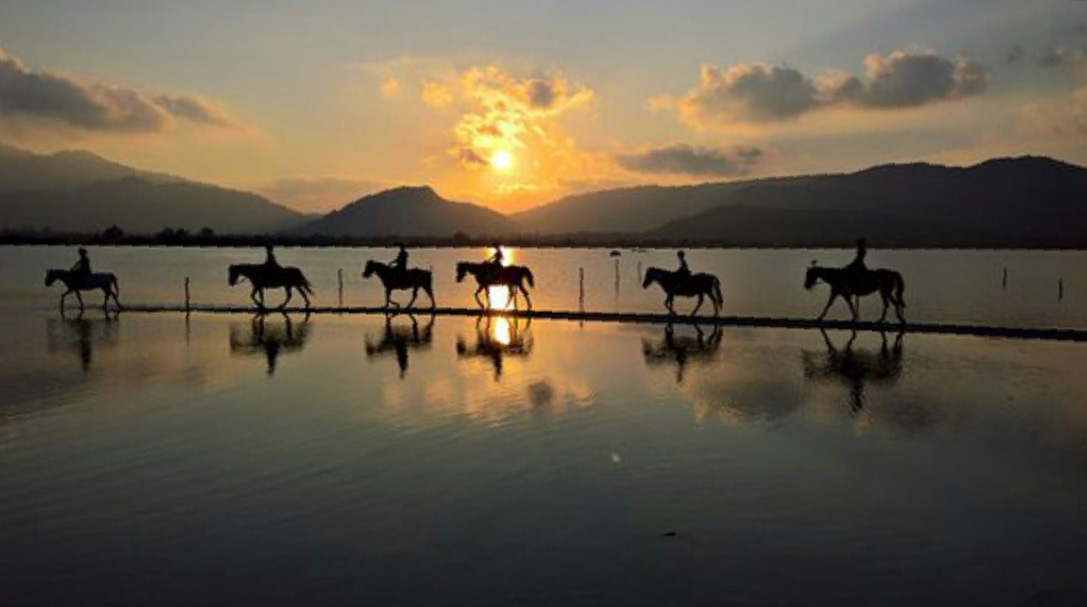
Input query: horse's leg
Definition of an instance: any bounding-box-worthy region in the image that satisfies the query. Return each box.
[520,285,532,310]
[101,287,109,310]
[817,292,837,320]
[280,286,293,310]
[426,284,436,309]
[300,286,311,310]
[75,290,85,312]
[691,293,704,317]
[406,287,418,309]
[251,287,263,309]
[878,290,890,323]
[474,286,486,309]
[665,294,676,315]
[845,295,859,322]
[60,289,69,311]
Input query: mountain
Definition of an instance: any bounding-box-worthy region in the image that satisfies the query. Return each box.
[515,156,1087,247]
[652,205,979,247]
[0,143,307,234]
[511,176,814,234]
[298,185,516,238]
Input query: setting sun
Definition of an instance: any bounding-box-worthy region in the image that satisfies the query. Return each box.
[491,150,513,172]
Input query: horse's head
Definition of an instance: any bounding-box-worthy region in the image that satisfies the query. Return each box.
[45,269,62,287]
[804,266,821,290]
[642,267,660,289]
[362,260,377,278]
[228,264,242,286]
[455,262,469,283]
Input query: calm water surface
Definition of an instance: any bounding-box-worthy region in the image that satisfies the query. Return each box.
[1,306,1086,606]
[3,245,1087,605]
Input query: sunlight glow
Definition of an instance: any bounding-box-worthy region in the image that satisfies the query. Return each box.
[493,317,512,346]
[491,149,513,172]
[487,286,513,310]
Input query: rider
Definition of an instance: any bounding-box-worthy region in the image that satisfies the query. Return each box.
[845,238,868,275]
[70,247,92,279]
[390,243,409,275]
[486,243,505,267]
[675,250,691,279]
[263,244,280,269]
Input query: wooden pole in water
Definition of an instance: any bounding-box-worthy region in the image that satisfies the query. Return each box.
[579,267,585,309]
[184,277,190,312]
[614,259,620,292]
[1059,278,1064,302]
[338,269,344,307]
[1002,267,1008,290]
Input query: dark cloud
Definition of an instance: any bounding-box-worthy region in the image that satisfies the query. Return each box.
[617,144,765,177]
[666,50,990,129]
[846,52,989,108]
[527,79,556,109]
[0,45,242,133]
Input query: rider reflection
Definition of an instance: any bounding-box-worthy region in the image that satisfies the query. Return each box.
[642,322,722,384]
[229,312,310,375]
[364,313,434,379]
[456,315,533,380]
[47,309,119,373]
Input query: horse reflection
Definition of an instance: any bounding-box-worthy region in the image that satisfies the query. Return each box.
[364,313,435,378]
[229,312,311,375]
[642,323,723,384]
[456,315,533,380]
[46,309,120,373]
[802,329,904,416]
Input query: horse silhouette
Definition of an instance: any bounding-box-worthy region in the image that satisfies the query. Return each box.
[229,312,310,375]
[228,264,314,310]
[804,265,906,323]
[802,329,904,417]
[364,312,435,378]
[456,261,535,310]
[456,315,533,380]
[642,267,723,316]
[642,322,723,384]
[45,269,121,312]
[362,260,435,309]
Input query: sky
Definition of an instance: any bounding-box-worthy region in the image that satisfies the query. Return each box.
[1,0,1086,213]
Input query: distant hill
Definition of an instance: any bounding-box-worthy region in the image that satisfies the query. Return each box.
[0,143,307,234]
[511,176,814,234]
[298,185,516,238]
[516,156,1087,247]
[652,205,979,247]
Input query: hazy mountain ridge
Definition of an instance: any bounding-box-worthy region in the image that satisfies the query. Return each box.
[0,143,306,234]
[298,185,517,238]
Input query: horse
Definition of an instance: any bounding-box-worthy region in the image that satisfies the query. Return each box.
[228,264,314,310]
[804,265,906,323]
[641,267,723,316]
[362,260,435,309]
[44,269,122,312]
[455,261,535,310]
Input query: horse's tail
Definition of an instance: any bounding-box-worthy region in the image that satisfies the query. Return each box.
[523,267,535,288]
[895,272,906,308]
[297,270,315,295]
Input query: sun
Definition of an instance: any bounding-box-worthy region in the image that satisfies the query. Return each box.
[491,149,513,172]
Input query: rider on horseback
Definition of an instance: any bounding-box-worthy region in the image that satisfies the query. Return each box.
[675,250,691,279]
[71,247,92,275]
[485,244,505,279]
[845,238,867,274]
[390,243,409,277]
[263,244,280,269]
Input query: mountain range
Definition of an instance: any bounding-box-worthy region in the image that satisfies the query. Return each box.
[2,141,1085,247]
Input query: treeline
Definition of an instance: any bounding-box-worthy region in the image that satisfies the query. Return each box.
[1,226,1084,250]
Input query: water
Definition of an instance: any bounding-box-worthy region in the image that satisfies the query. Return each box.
[4,245,1086,327]
[3,246,1087,605]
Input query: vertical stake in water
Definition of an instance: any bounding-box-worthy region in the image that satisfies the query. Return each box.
[184,277,190,312]
[338,269,344,308]
[1002,267,1008,290]
[579,267,585,310]
[614,258,620,293]
[637,261,642,282]
[1059,278,1064,302]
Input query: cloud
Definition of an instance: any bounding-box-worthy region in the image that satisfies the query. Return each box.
[1040,47,1087,71]
[440,66,594,169]
[0,44,244,134]
[420,80,452,107]
[1021,84,1087,139]
[379,76,402,99]
[662,50,990,130]
[616,144,765,177]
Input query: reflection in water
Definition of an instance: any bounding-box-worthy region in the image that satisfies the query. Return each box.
[456,315,533,380]
[802,329,904,417]
[46,311,120,373]
[642,323,722,384]
[229,312,310,375]
[364,313,435,378]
